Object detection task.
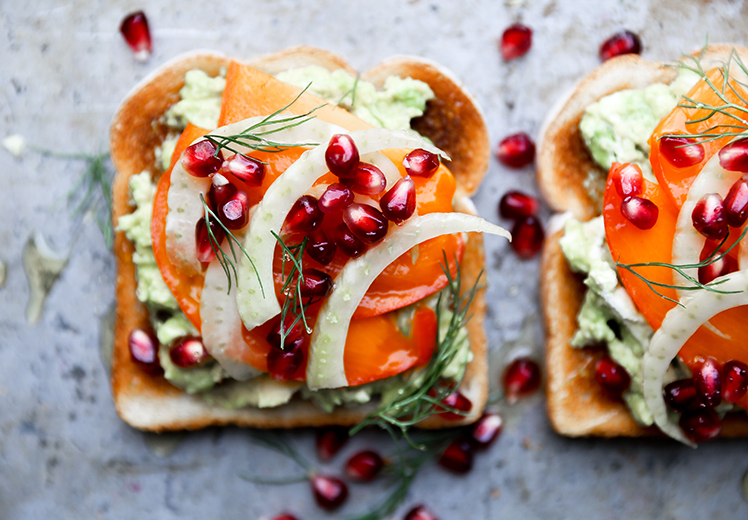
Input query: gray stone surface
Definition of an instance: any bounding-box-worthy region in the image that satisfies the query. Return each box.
[2,1,748,518]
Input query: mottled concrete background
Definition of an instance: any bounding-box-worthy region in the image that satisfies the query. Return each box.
[2,1,748,519]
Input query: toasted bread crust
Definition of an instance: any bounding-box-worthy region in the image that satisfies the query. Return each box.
[110,47,490,431]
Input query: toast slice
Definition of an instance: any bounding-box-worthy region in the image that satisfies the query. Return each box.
[110,46,490,431]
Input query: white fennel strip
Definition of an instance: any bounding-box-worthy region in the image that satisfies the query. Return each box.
[236,128,448,332]
[305,212,510,390]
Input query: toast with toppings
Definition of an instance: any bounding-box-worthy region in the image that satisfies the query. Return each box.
[110,46,495,431]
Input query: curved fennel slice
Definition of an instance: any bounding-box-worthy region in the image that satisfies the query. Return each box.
[642,269,748,446]
[305,212,510,390]
[235,128,448,332]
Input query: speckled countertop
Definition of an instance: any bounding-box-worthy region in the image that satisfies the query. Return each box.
[2,1,748,519]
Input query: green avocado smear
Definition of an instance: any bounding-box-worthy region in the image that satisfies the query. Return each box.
[117,65,470,411]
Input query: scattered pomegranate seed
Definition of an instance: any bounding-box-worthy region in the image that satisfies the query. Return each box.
[692,193,727,240]
[169,336,210,369]
[500,24,532,60]
[405,505,439,520]
[496,132,535,168]
[510,216,544,258]
[315,427,349,461]
[380,176,416,224]
[345,450,384,482]
[208,174,237,210]
[692,357,723,407]
[659,136,705,168]
[503,357,541,404]
[267,339,304,382]
[718,137,748,172]
[270,514,299,520]
[594,356,631,396]
[182,140,222,178]
[284,195,324,234]
[697,241,734,285]
[438,391,472,420]
[679,408,722,443]
[722,360,748,403]
[469,413,503,449]
[224,154,265,187]
[300,269,333,299]
[342,163,387,196]
[266,314,305,350]
[438,438,474,474]
[620,196,659,230]
[724,178,748,227]
[610,163,643,198]
[310,474,348,511]
[128,328,161,372]
[119,11,152,61]
[332,223,367,258]
[318,183,354,214]
[306,229,337,265]
[343,203,389,244]
[195,217,226,264]
[403,149,440,178]
[498,191,539,220]
[325,134,359,179]
[216,190,250,230]
[664,379,701,411]
[599,30,642,61]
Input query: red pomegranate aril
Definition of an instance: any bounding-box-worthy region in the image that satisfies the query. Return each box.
[722,360,748,403]
[698,252,732,285]
[692,193,727,240]
[307,229,337,265]
[120,11,152,61]
[469,413,503,449]
[403,149,440,178]
[503,357,541,404]
[500,24,532,60]
[343,203,389,244]
[345,450,384,482]
[217,190,250,230]
[599,30,642,61]
[438,391,472,420]
[224,154,265,187]
[182,140,222,178]
[724,178,748,227]
[496,132,535,168]
[169,336,210,369]
[267,339,304,382]
[318,183,354,214]
[284,195,324,234]
[498,191,539,220]
[300,269,333,299]
[659,136,705,168]
[692,357,723,408]
[266,315,305,350]
[594,356,631,396]
[310,474,348,511]
[315,427,349,461]
[679,408,722,443]
[510,216,544,259]
[325,134,359,179]
[663,379,701,411]
[208,174,237,210]
[342,163,387,195]
[128,328,160,372]
[333,223,367,258]
[620,196,659,230]
[718,137,748,172]
[405,505,439,520]
[380,176,416,224]
[610,163,644,198]
[437,438,474,474]
[195,217,226,264]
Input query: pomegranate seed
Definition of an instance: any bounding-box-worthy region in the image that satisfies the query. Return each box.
[500,23,532,60]
[284,195,324,234]
[342,163,387,195]
[438,391,472,420]
[216,189,250,230]
[343,203,389,244]
[380,176,416,224]
[610,163,643,198]
[300,269,333,299]
[594,356,631,396]
[325,134,359,179]
[306,229,337,265]
[620,196,659,230]
[224,154,265,187]
[128,328,161,372]
[119,11,152,61]
[267,339,304,382]
[469,413,503,449]
[722,360,748,403]
[182,140,222,178]
[679,408,722,443]
[169,336,210,369]
[345,450,384,482]
[332,223,367,258]
[270,514,299,520]
[266,315,305,350]
[659,136,705,168]
[498,190,539,220]
[318,183,354,214]
[663,379,701,411]
[599,30,642,61]
[496,132,535,168]
[315,427,349,461]
[692,193,727,240]
[437,438,473,474]
[195,217,226,264]
[502,357,541,404]
[692,357,723,407]
[724,178,748,227]
[208,174,237,210]
[698,241,734,285]
[405,505,439,520]
[718,137,748,172]
[310,474,348,511]
[510,216,544,259]
[403,149,440,178]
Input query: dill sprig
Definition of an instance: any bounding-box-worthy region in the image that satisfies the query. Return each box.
[272,231,314,347]
[337,73,361,108]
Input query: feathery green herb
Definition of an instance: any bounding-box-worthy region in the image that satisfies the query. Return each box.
[272,231,314,347]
